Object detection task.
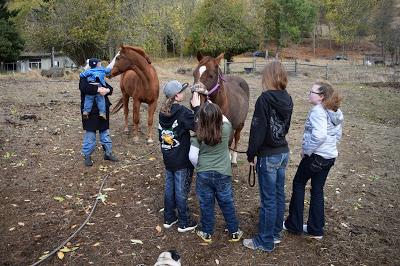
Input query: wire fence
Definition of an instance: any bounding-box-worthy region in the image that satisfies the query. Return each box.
[223,57,400,83]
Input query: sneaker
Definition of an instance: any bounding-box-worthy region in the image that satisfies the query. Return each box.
[282,221,287,231]
[163,219,178,229]
[274,238,281,244]
[196,230,212,243]
[303,224,323,240]
[104,153,118,162]
[243,238,274,252]
[84,156,93,167]
[229,229,243,242]
[82,112,89,120]
[99,113,107,120]
[178,220,197,233]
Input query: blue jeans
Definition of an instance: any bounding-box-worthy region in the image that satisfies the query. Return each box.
[285,154,335,236]
[253,153,289,251]
[196,171,239,235]
[164,168,193,227]
[81,130,112,157]
[83,94,106,114]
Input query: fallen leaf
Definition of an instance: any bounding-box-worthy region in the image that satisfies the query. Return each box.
[148,157,156,161]
[38,251,49,260]
[96,193,108,204]
[57,251,64,260]
[53,196,65,202]
[115,213,121,218]
[9,227,15,231]
[215,259,220,265]
[93,242,101,247]
[156,225,162,233]
[18,222,25,226]
[130,239,143,245]
[60,247,72,253]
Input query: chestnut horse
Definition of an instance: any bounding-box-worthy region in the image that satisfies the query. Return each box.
[192,53,250,165]
[110,45,159,143]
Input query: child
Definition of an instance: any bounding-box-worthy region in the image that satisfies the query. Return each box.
[80,58,111,120]
[189,102,243,243]
[284,80,343,240]
[159,80,201,232]
[242,61,293,252]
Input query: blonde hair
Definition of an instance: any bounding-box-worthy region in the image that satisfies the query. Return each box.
[315,80,342,111]
[262,61,288,90]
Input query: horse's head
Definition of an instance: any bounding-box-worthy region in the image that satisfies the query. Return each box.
[110,45,152,77]
[191,53,224,105]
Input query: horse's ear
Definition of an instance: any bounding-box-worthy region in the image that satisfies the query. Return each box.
[215,53,224,64]
[196,52,203,62]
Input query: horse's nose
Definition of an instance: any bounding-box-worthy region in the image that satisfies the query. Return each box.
[190,82,208,94]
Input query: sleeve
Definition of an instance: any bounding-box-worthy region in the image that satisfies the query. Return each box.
[104,67,112,76]
[105,82,113,96]
[246,97,268,162]
[79,77,98,95]
[181,106,199,131]
[336,124,343,142]
[79,70,89,78]
[189,137,200,167]
[303,108,328,156]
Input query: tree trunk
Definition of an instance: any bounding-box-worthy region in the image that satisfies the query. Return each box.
[313,22,316,54]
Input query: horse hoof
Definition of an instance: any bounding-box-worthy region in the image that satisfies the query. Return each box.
[231,163,238,168]
[147,138,154,144]
[133,136,139,143]
[124,129,129,135]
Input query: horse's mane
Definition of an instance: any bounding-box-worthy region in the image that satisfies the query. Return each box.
[122,45,152,64]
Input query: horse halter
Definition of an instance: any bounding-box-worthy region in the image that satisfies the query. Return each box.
[191,67,225,99]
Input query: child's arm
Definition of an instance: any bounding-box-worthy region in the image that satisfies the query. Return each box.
[189,137,200,167]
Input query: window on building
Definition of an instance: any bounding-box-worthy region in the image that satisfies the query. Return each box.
[29,59,42,69]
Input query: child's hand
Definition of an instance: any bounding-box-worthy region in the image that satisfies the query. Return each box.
[191,92,201,107]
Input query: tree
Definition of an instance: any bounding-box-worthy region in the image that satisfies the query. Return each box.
[0,0,24,62]
[25,0,113,65]
[323,0,378,55]
[252,0,316,53]
[186,0,257,61]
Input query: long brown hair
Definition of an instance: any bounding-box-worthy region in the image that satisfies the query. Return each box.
[196,102,223,146]
[160,97,175,116]
[315,80,342,111]
[262,61,288,90]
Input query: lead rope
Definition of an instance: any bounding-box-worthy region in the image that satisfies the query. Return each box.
[248,164,256,187]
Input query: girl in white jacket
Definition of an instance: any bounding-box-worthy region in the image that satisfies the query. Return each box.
[284,80,343,240]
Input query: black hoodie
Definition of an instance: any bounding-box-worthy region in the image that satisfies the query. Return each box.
[159,104,199,171]
[247,90,293,162]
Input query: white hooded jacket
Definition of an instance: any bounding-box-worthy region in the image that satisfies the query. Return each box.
[302,104,344,159]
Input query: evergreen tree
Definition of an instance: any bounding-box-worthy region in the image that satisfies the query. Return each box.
[0,0,24,62]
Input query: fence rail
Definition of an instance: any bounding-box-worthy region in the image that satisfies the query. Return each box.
[223,57,398,82]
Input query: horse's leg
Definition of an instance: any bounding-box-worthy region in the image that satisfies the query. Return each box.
[123,94,130,134]
[231,128,243,167]
[146,101,157,144]
[132,99,140,143]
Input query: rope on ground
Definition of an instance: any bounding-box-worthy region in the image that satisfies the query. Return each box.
[29,146,158,266]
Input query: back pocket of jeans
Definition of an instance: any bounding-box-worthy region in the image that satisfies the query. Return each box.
[309,155,331,173]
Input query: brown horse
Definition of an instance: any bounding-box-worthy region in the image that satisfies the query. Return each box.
[192,53,250,165]
[110,45,159,143]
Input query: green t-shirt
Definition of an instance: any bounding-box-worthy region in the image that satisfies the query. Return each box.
[191,119,232,176]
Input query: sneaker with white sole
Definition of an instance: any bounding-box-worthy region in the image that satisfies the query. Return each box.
[243,238,274,252]
[177,220,197,233]
[163,219,178,229]
[229,229,243,242]
[196,230,212,243]
[303,224,323,240]
[274,238,281,244]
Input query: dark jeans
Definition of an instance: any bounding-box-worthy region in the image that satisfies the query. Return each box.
[285,154,335,236]
[164,168,193,228]
[83,93,106,114]
[253,153,289,251]
[196,171,239,235]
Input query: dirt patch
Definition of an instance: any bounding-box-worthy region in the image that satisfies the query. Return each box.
[0,66,399,265]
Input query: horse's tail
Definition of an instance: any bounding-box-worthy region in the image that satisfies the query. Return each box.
[111,97,124,114]
[238,78,250,98]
